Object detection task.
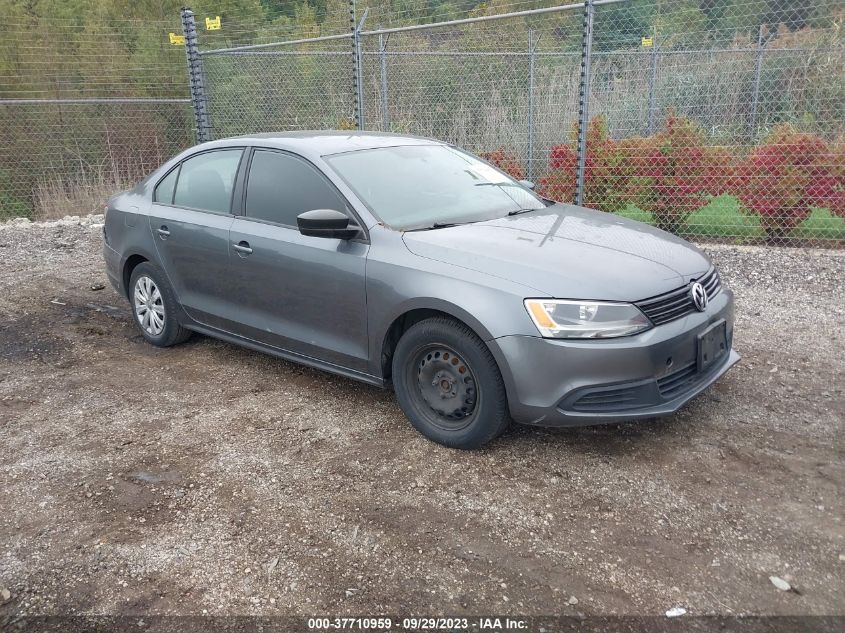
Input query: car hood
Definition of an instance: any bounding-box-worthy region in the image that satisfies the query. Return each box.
[401,205,711,301]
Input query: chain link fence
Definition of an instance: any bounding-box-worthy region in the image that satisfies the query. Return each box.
[1,2,843,245]
[0,15,193,221]
[195,0,844,246]
[201,48,356,135]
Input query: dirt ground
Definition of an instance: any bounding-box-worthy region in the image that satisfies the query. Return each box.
[0,216,843,626]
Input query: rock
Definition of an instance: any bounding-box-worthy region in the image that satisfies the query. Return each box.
[267,556,279,578]
[839,554,845,562]
[567,596,578,605]
[1,588,10,603]
[665,607,686,618]
[769,576,791,592]
[90,283,106,291]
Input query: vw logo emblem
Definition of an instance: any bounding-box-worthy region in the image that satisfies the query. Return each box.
[690,282,708,312]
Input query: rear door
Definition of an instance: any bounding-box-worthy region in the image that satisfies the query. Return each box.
[148,148,244,329]
[226,148,369,372]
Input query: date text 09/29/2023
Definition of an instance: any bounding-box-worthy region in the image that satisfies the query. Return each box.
[307,616,529,630]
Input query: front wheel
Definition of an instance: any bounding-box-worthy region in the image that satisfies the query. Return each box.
[392,317,511,449]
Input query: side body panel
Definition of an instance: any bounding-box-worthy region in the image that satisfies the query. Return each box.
[226,218,370,372]
[103,192,159,298]
[146,205,235,329]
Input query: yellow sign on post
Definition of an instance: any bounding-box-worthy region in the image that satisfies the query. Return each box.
[169,33,185,45]
[205,16,222,31]
[641,36,654,48]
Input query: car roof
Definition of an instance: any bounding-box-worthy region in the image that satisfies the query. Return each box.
[198,131,446,157]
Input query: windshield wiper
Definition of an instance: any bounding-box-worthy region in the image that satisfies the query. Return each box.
[507,208,538,216]
[408,221,465,231]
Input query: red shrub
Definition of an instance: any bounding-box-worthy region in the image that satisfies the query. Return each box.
[807,142,845,219]
[539,144,579,202]
[537,114,728,234]
[480,147,526,181]
[537,117,610,208]
[530,117,843,239]
[735,126,844,239]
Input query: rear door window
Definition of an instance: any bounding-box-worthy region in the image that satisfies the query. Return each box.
[245,150,349,227]
[173,149,243,214]
[153,166,179,204]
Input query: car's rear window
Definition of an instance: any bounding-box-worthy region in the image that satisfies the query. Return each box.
[153,166,179,204]
[172,149,243,214]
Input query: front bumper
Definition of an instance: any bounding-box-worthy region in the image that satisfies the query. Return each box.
[488,287,739,427]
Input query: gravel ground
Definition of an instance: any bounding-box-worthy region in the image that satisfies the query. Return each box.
[0,215,843,625]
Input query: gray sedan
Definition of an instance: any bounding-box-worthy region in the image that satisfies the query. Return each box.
[102,132,739,449]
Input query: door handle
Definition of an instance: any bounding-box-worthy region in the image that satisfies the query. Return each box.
[157,226,170,239]
[232,241,253,255]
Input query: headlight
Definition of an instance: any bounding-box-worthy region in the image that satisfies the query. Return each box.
[524,299,651,339]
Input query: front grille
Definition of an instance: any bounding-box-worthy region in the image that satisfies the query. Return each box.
[570,385,645,412]
[635,267,722,326]
[656,362,698,399]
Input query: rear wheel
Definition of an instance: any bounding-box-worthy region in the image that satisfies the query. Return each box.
[129,262,191,347]
[392,317,510,449]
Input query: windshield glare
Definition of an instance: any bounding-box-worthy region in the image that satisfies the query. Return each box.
[324,145,545,230]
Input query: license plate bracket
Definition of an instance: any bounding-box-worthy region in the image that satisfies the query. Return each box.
[697,319,727,374]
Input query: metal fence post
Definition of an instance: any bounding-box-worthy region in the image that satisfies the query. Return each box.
[379,32,390,131]
[356,11,368,130]
[646,25,658,135]
[575,0,595,206]
[349,0,360,129]
[749,24,765,138]
[527,29,538,182]
[349,0,368,131]
[180,7,211,143]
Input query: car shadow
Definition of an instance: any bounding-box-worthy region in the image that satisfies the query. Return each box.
[142,328,706,459]
[501,410,698,458]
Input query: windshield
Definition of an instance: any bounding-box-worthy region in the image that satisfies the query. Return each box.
[324,144,546,230]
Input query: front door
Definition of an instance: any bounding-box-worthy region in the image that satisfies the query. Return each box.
[226,149,369,372]
[148,148,244,329]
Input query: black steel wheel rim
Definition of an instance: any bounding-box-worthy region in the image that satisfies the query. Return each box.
[413,344,478,431]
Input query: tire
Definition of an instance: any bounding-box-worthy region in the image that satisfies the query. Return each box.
[128,262,192,347]
[392,317,511,449]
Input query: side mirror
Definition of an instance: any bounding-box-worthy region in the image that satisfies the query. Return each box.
[519,179,535,190]
[297,209,360,240]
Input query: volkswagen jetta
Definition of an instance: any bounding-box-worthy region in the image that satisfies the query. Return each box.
[102,132,739,449]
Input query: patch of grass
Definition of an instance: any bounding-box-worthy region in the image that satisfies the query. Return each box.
[684,195,763,241]
[615,204,654,224]
[613,194,844,243]
[794,208,845,241]
[33,176,125,221]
